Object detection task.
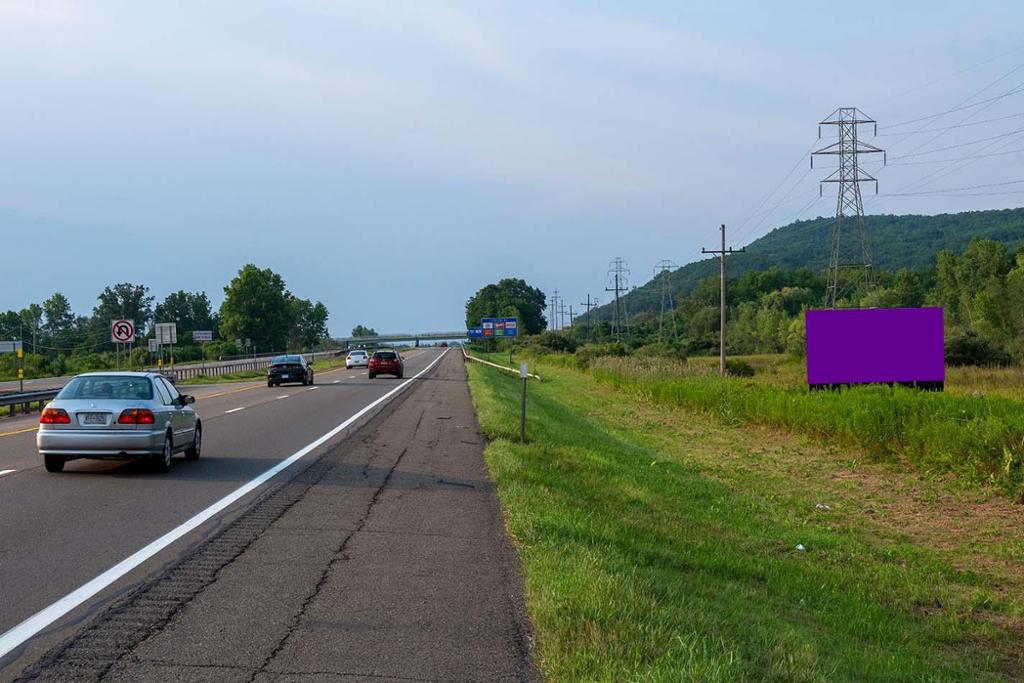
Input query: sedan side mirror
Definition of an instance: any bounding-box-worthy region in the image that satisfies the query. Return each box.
[179,395,195,405]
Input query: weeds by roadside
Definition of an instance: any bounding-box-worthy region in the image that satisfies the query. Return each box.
[467,360,1023,681]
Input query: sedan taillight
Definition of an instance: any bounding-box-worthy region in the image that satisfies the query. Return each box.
[40,408,71,424]
[118,409,156,425]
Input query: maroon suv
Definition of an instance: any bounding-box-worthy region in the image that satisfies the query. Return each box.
[368,350,404,379]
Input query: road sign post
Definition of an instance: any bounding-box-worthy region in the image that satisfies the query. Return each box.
[194,330,213,374]
[519,362,528,443]
[111,320,135,371]
[155,323,178,371]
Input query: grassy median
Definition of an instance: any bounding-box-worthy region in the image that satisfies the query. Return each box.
[467,360,1024,681]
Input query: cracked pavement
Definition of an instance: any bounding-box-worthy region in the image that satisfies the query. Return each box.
[14,353,537,683]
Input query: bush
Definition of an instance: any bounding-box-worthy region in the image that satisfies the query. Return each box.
[945,333,1013,367]
[725,359,755,377]
[634,341,688,362]
[534,331,578,353]
[575,342,628,370]
[591,361,1024,494]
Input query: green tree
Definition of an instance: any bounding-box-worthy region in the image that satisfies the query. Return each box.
[219,264,295,351]
[93,283,154,331]
[42,293,74,336]
[289,298,329,349]
[155,291,215,339]
[351,325,378,337]
[465,278,546,334]
[20,304,43,353]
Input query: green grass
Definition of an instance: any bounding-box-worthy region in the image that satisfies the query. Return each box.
[467,361,1021,681]
[591,357,1024,497]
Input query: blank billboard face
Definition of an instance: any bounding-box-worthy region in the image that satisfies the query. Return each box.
[805,308,945,386]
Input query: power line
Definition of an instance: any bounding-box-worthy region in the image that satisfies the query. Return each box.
[882,84,1024,130]
[889,125,1024,159]
[882,189,1024,198]
[885,127,1024,198]
[888,146,1024,166]
[868,43,1024,108]
[876,112,1024,137]
[884,178,1024,195]
[732,166,815,246]
[732,140,818,237]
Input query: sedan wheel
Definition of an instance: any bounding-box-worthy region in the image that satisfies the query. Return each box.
[154,435,173,473]
[44,455,65,473]
[185,424,202,461]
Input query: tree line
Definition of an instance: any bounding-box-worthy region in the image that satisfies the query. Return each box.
[465,240,1024,367]
[572,239,1024,365]
[0,264,330,376]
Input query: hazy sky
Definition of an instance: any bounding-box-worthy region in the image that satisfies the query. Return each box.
[1,1,1022,334]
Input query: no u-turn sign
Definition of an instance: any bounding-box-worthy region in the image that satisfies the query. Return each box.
[111,319,136,344]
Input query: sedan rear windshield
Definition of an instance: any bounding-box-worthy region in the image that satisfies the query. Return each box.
[373,352,397,360]
[272,355,302,364]
[57,376,154,401]
[348,351,367,356]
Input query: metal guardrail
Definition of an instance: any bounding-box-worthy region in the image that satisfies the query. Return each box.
[461,348,542,381]
[149,350,343,382]
[0,351,344,416]
[1,389,61,417]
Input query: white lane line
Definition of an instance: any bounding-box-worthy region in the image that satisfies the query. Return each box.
[332,380,340,384]
[275,395,290,400]
[0,469,15,477]
[0,349,448,659]
[224,407,246,414]
[307,386,320,391]
[348,375,356,379]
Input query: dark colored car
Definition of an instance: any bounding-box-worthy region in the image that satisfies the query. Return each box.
[368,350,403,379]
[267,355,314,387]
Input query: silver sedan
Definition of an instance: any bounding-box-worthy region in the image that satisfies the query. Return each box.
[37,372,201,473]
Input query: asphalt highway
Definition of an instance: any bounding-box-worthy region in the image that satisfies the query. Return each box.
[0,349,444,679]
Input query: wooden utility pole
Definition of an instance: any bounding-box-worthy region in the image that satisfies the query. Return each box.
[580,294,593,340]
[702,224,745,376]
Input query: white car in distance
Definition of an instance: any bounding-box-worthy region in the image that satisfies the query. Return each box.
[346,349,370,369]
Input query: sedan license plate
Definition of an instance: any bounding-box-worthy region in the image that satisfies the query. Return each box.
[281,374,290,378]
[81,413,107,425]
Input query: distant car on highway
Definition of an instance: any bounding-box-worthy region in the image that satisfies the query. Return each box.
[368,350,404,379]
[37,372,200,474]
[346,349,370,369]
[267,355,314,387]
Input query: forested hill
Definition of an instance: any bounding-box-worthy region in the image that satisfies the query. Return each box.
[593,207,1024,322]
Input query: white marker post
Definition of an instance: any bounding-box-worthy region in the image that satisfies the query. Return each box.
[519,362,528,443]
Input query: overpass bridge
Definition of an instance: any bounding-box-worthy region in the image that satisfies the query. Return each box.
[335,331,468,348]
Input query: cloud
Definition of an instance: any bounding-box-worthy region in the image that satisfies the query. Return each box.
[0,0,78,24]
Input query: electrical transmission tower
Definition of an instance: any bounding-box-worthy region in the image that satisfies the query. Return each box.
[605,258,630,342]
[811,107,886,308]
[653,260,679,342]
[549,290,560,330]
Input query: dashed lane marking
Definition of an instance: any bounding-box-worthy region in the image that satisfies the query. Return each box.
[307,386,320,391]
[224,407,246,414]
[0,349,449,659]
[276,395,290,400]
[0,469,15,477]
[197,384,261,401]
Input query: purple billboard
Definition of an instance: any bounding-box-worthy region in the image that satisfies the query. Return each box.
[805,307,945,387]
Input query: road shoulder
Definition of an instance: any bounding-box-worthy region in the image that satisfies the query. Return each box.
[17,352,537,682]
